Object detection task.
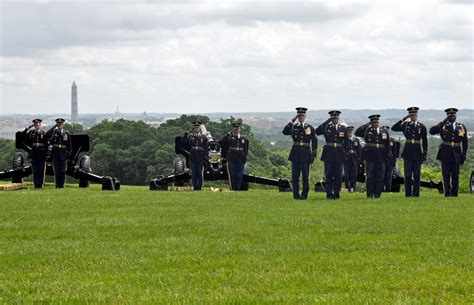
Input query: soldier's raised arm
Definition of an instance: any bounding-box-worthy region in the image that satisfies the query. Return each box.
[391,114,409,132]
[282,115,297,135]
[355,123,369,138]
[315,117,332,136]
[429,117,448,135]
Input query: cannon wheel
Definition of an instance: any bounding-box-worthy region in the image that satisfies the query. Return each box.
[11,152,24,183]
[391,166,402,192]
[173,158,185,187]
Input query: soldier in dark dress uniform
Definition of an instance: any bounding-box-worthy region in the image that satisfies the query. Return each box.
[355,115,391,199]
[429,108,468,197]
[315,110,347,199]
[382,126,400,192]
[391,107,428,197]
[46,118,72,188]
[343,126,361,192]
[182,121,208,191]
[219,122,249,191]
[23,119,48,188]
[282,107,318,200]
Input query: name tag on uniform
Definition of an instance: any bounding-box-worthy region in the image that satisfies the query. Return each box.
[305,128,311,135]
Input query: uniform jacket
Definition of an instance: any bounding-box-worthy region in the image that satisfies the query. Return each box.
[343,136,361,166]
[182,132,208,163]
[391,120,428,161]
[219,132,249,163]
[355,123,391,163]
[47,128,72,161]
[282,121,318,163]
[315,119,347,163]
[429,121,468,164]
[386,137,400,167]
[23,128,48,160]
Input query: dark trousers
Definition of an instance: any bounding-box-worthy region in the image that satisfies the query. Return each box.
[324,161,342,199]
[190,160,204,190]
[441,162,460,196]
[52,158,67,188]
[384,163,394,192]
[404,159,421,197]
[228,160,244,190]
[32,158,46,188]
[343,161,357,190]
[291,162,310,200]
[365,161,385,198]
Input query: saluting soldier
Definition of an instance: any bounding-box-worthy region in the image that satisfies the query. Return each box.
[381,126,400,192]
[391,107,428,197]
[343,126,361,192]
[219,122,249,191]
[315,110,346,199]
[182,121,208,191]
[429,108,468,197]
[46,118,72,189]
[355,115,391,199]
[282,107,317,200]
[22,119,48,188]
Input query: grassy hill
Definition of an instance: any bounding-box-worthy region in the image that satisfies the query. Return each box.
[0,185,472,303]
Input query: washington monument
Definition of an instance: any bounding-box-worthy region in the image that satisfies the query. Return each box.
[71,81,78,123]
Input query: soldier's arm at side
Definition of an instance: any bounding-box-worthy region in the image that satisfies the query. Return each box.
[311,127,318,157]
[67,132,73,157]
[282,122,293,135]
[461,124,468,157]
[422,125,428,156]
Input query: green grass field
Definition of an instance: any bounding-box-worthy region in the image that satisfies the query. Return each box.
[0,185,472,304]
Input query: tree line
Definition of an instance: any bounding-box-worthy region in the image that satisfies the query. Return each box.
[0,115,472,192]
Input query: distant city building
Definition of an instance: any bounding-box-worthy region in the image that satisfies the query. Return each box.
[71,81,78,123]
[113,107,122,121]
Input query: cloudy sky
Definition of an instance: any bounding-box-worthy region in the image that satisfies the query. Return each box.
[0,0,472,114]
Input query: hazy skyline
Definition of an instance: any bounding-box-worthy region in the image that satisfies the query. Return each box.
[1,0,473,115]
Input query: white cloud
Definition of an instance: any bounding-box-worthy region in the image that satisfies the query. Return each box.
[0,0,472,114]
